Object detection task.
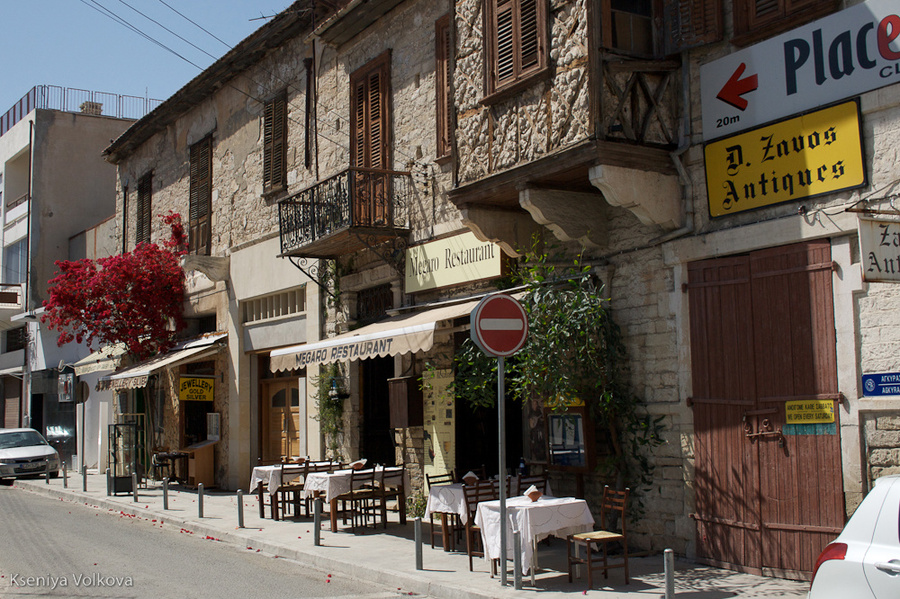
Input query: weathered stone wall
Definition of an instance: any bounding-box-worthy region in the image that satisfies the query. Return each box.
[863,412,900,485]
[454,0,589,184]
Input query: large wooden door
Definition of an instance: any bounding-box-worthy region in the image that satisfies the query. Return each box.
[261,379,301,462]
[688,240,844,578]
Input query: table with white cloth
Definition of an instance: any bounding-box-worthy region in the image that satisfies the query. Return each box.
[475,495,594,579]
[424,483,467,551]
[249,464,308,519]
[303,467,408,532]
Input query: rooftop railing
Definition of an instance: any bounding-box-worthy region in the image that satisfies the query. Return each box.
[0,85,163,138]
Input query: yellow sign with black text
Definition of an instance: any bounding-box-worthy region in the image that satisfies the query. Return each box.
[179,376,215,402]
[704,101,865,217]
[785,399,835,424]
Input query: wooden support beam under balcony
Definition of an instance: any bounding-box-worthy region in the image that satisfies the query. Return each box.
[278,167,412,260]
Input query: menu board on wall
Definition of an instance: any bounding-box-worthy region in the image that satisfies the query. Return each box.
[423,368,455,479]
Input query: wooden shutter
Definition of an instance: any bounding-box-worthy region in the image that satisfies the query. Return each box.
[136,173,152,244]
[436,15,452,160]
[263,93,287,193]
[189,136,212,255]
[350,53,391,227]
[663,0,722,54]
[495,0,516,87]
[734,0,836,39]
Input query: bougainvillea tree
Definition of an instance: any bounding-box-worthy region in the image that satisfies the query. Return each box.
[42,212,187,361]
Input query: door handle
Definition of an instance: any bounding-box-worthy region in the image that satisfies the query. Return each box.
[875,560,900,574]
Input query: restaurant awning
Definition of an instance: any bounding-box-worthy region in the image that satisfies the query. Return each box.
[269,297,483,372]
[72,343,128,376]
[97,333,226,391]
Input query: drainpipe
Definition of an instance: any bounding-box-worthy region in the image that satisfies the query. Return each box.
[23,120,34,428]
[650,51,695,246]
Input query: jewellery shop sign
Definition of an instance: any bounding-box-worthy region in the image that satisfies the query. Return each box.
[704,100,866,218]
[179,376,215,402]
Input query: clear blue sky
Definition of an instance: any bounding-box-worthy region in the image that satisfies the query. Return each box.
[0,1,291,115]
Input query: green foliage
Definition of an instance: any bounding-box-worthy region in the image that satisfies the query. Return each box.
[313,362,347,461]
[449,237,663,488]
[405,490,427,518]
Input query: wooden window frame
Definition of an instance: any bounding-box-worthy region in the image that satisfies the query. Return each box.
[732,0,839,47]
[263,91,288,195]
[189,135,212,256]
[435,15,453,162]
[483,0,549,103]
[350,51,391,171]
[136,172,152,245]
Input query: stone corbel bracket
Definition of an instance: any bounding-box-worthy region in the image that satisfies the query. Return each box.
[519,187,609,250]
[180,255,231,282]
[460,205,542,258]
[589,164,681,231]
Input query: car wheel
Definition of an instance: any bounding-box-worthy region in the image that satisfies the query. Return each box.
[49,471,59,479]
[0,478,13,486]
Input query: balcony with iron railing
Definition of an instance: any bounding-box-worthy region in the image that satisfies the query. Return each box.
[278,167,413,259]
[1,85,163,138]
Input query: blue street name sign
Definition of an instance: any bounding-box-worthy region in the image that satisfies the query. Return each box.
[862,373,900,397]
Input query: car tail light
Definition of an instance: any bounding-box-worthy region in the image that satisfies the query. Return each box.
[812,542,848,582]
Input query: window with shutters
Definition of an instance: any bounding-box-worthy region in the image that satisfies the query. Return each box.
[189,136,212,256]
[263,92,287,194]
[662,0,722,54]
[350,53,391,227]
[436,16,453,161]
[136,172,152,245]
[733,0,837,46]
[484,0,548,99]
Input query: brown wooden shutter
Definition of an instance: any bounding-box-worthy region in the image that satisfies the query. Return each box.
[264,93,287,193]
[663,0,722,54]
[350,53,391,227]
[136,173,152,244]
[189,136,212,255]
[519,0,539,71]
[495,0,515,87]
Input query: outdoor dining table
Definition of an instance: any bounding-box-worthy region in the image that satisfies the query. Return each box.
[302,466,408,532]
[249,463,309,518]
[475,495,594,583]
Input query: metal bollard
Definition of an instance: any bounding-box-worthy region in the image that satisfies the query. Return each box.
[313,498,322,546]
[198,483,204,518]
[163,478,169,510]
[237,490,244,528]
[63,461,67,489]
[665,548,675,599]
[45,469,50,484]
[132,473,139,502]
[513,529,522,589]
[414,517,423,571]
[106,468,111,496]
[82,465,87,492]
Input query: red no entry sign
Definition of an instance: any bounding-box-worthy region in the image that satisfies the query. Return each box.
[470,293,528,357]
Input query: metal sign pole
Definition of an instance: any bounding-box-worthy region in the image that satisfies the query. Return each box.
[498,354,507,587]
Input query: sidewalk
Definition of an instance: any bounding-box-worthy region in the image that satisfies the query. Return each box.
[13,471,809,599]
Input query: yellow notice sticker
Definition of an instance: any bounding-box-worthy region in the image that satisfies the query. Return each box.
[785,399,835,424]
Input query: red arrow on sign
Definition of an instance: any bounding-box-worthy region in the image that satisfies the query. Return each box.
[471,294,528,357]
[716,62,758,111]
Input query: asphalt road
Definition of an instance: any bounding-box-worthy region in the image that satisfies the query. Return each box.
[0,483,417,599]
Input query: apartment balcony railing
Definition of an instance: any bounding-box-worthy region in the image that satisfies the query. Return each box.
[278,167,412,259]
[1,85,163,138]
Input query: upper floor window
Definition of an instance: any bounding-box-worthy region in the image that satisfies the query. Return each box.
[733,0,838,46]
[436,15,453,161]
[2,238,26,284]
[484,0,548,98]
[351,52,391,172]
[189,136,212,256]
[603,0,653,56]
[136,172,152,245]
[263,92,287,194]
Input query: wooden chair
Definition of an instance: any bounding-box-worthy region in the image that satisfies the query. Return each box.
[462,480,498,572]
[376,466,406,527]
[341,467,378,533]
[276,460,309,520]
[567,486,630,587]
[426,470,461,549]
[515,473,548,495]
[255,458,281,519]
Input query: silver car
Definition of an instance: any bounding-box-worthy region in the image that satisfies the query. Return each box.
[0,428,60,483]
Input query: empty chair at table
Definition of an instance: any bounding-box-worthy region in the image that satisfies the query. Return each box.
[426,470,460,549]
[375,466,406,527]
[515,472,548,496]
[339,467,378,533]
[462,480,499,573]
[566,485,630,588]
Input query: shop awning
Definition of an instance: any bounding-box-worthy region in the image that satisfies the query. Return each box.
[72,343,128,376]
[97,333,226,391]
[269,298,483,372]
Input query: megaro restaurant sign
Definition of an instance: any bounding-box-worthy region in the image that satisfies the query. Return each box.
[405,232,501,293]
[704,101,865,217]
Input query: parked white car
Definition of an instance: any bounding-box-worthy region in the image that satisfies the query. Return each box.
[809,474,900,598]
[0,428,60,483]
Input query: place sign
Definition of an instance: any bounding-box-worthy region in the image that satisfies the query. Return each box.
[863,372,900,396]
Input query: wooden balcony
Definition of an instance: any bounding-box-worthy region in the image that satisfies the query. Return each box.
[278,167,412,259]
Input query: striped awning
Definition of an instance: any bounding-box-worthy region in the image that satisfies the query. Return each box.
[97,334,226,391]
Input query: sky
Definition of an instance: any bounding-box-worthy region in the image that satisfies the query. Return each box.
[0,1,293,117]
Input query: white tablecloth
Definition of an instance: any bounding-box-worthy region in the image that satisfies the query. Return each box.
[424,483,466,519]
[249,464,308,496]
[302,466,408,502]
[475,496,594,574]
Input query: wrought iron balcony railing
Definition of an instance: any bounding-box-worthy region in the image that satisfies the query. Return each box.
[278,167,412,258]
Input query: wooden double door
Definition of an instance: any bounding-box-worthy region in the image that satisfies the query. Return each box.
[688,240,845,578]
[261,378,302,462]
